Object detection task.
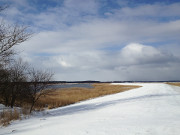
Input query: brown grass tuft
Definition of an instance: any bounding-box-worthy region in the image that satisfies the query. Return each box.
[0,109,20,126]
[36,83,140,109]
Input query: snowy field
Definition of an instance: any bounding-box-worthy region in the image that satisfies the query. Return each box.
[1,83,180,135]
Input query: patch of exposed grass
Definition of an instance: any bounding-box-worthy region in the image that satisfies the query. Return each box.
[0,107,30,126]
[0,109,20,126]
[167,82,180,87]
[36,83,140,109]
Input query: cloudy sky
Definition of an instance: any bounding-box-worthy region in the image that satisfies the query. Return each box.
[1,0,180,81]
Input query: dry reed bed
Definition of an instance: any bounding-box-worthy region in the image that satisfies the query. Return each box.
[36,83,140,109]
[167,82,180,87]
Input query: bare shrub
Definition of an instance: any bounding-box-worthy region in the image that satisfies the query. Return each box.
[21,107,30,117]
[27,68,53,113]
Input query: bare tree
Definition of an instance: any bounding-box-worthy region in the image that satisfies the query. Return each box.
[0,67,10,106]
[0,6,31,107]
[27,68,53,113]
[8,58,28,108]
[0,6,54,114]
[0,58,28,108]
[0,23,31,63]
[0,6,31,65]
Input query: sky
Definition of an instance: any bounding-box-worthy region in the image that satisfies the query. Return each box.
[0,0,180,81]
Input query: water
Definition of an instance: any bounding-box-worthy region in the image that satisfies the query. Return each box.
[47,83,93,90]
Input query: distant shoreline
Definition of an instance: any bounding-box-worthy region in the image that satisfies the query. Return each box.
[48,80,180,84]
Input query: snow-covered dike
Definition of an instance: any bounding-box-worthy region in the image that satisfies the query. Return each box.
[1,83,180,135]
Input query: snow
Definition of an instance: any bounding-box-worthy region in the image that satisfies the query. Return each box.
[0,104,5,112]
[1,83,180,135]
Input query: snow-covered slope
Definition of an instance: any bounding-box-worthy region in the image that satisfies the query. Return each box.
[1,83,180,135]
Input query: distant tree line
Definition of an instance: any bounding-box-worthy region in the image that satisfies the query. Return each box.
[0,5,53,113]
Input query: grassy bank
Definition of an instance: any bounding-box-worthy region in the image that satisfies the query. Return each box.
[36,83,140,109]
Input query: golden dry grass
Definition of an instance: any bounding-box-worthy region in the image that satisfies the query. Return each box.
[166,82,180,87]
[36,83,140,109]
[0,109,20,126]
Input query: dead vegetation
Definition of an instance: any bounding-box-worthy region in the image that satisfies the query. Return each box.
[167,82,180,87]
[35,83,140,109]
[0,108,30,126]
[0,109,20,126]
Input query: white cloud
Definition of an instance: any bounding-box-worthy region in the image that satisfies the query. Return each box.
[113,3,180,18]
[2,0,180,81]
[57,59,72,68]
[113,43,180,81]
[16,17,180,56]
[19,43,180,81]
[119,43,175,65]
[63,0,98,14]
